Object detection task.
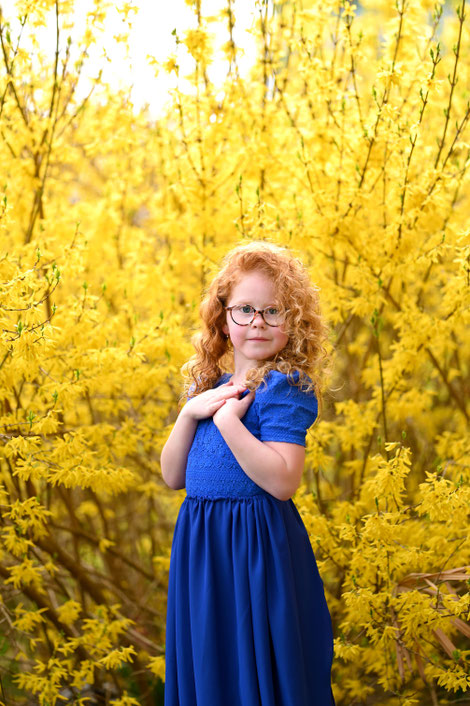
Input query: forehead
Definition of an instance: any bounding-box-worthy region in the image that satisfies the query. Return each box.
[228,271,277,304]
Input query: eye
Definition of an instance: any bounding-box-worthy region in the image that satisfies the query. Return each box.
[239,305,253,313]
[266,307,279,315]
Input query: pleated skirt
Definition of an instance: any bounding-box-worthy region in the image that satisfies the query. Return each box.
[164,494,335,706]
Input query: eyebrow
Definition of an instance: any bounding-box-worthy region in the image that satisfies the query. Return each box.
[231,301,277,307]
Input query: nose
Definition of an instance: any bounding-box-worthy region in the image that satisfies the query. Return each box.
[251,311,266,325]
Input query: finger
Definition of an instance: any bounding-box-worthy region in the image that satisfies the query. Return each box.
[221,386,246,397]
[223,381,246,390]
[216,384,233,394]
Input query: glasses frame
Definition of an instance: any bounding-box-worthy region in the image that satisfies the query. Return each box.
[224,305,284,327]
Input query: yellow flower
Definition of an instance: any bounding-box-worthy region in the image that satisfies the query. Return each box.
[57,600,81,626]
[183,28,212,63]
[147,654,166,681]
[13,604,48,632]
[98,645,137,670]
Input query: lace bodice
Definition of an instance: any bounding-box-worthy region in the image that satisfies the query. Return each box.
[184,370,318,499]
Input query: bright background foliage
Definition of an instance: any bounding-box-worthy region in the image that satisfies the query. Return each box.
[0,1,469,704]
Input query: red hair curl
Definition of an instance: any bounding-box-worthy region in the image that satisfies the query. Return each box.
[181,240,331,418]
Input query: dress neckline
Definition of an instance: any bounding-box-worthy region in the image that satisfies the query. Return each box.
[222,373,248,385]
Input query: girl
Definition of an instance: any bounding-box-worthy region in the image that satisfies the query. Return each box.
[161,241,335,705]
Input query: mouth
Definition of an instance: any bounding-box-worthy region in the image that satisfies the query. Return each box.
[249,338,269,341]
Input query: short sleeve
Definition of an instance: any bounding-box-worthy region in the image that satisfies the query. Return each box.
[256,370,318,447]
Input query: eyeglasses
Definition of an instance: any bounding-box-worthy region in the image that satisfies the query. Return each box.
[224,304,286,327]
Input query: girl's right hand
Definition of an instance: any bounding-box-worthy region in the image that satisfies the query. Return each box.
[182,382,248,421]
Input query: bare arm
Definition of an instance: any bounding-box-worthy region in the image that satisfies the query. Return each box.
[160,407,198,490]
[213,398,305,501]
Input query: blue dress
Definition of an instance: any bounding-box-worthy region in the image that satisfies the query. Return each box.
[164,370,335,705]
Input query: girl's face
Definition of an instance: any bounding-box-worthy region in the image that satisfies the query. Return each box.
[222,270,289,367]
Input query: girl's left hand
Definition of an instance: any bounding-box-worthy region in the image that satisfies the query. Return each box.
[212,383,255,424]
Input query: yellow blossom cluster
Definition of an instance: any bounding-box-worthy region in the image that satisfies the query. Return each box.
[0,0,469,704]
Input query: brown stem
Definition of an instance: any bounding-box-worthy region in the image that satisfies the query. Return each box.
[50,521,155,582]
[397,44,441,244]
[0,12,30,127]
[345,12,364,133]
[434,0,466,168]
[0,563,90,663]
[342,0,406,220]
[425,347,469,422]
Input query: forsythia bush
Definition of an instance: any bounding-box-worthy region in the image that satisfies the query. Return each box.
[0,0,469,704]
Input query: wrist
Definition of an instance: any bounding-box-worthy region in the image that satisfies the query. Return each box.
[213,407,240,430]
[180,403,196,423]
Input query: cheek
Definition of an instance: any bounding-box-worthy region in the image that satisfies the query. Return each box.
[276,321,288,338]
[230,328,246,345]
[227,322,243,342]
[275,330,289,349]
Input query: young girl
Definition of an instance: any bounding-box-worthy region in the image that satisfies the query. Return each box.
[160,241,335,705]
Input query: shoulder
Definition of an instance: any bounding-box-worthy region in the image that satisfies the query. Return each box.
[256,370,318,444]
[256,369,317,412]
[257,369,314,397]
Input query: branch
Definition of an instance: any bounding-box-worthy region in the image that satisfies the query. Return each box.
[434,0,466,168]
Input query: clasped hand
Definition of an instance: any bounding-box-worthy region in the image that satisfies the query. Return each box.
[183,381,255,423]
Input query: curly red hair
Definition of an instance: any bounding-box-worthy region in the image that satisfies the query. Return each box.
[181,240,331,417]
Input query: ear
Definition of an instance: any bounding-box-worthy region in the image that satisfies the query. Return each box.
[222,323,229,336]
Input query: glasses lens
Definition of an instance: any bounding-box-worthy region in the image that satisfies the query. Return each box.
[231,305,285,326]
[263,306,285,326]
[231,305,254,325]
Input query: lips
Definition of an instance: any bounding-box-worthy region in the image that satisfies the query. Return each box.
[249,338,268,341]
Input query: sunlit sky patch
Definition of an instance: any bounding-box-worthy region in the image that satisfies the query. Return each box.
[1,0,260,116]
